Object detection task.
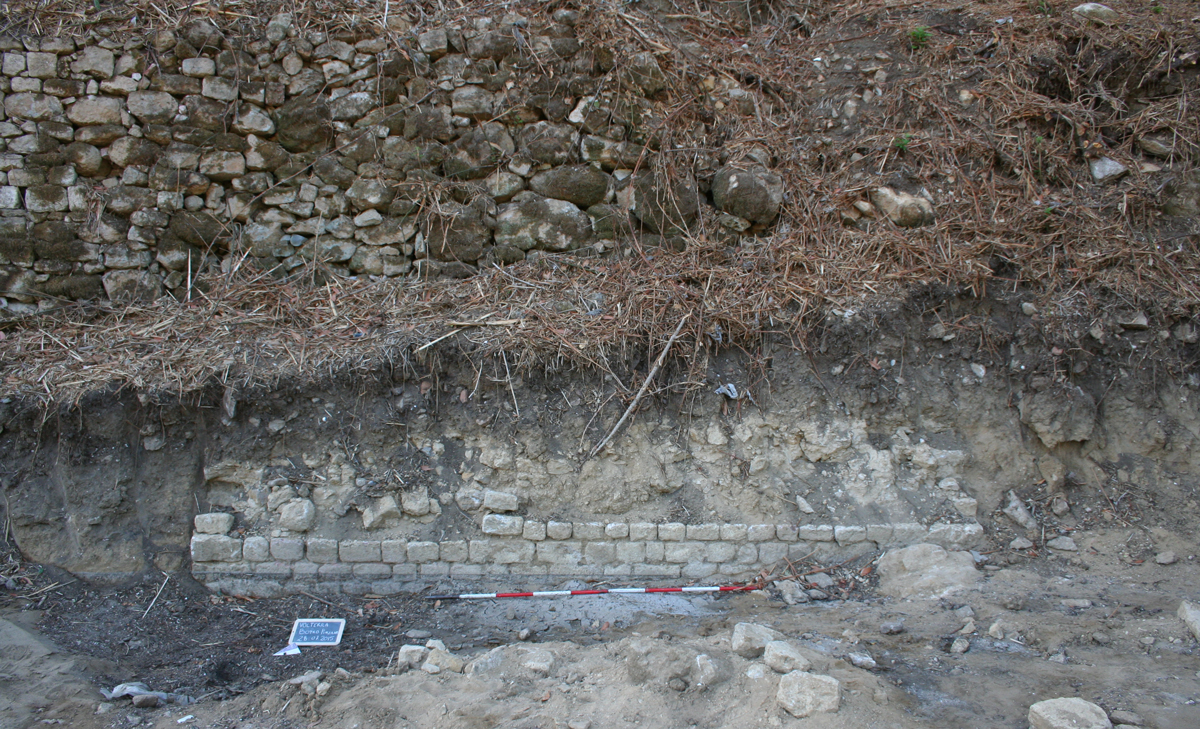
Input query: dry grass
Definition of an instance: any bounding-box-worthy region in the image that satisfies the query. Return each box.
[1,0,1198,406]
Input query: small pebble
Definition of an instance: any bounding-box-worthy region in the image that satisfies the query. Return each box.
[880,621,905,635]
[950,637,970,654]
[1156,551,1178,565]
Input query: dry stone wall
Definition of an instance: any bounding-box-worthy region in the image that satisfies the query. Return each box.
[191,510,983,597]
[0,11,782,310]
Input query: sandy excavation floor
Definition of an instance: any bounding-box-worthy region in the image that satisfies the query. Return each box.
[4,526,1199,729]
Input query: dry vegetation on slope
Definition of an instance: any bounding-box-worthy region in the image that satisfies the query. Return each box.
[0,0,1197,405]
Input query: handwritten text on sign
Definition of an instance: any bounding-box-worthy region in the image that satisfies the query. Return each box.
[288,619,346,646]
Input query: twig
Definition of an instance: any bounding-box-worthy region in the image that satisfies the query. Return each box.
[588,314,689,460]
[141,573,170,620]
[23,579,75,598]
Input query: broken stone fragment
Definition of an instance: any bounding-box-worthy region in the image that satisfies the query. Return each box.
[869,186,934,227]
[1003,490,1038,530]
[730,622,784,658]
[361,495,401,529]
[776,671,840,718]
[1028,697,1112,729]
[763,641,811,673]
[482,489,519,512]
[1089,156,1127,184]
[876,543,979,598]
[1019,386,1097,449]
[277,498,316,532]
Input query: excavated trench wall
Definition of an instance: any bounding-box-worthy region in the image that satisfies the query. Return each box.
[0,10,782,309]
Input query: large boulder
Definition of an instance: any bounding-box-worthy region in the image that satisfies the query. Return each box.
[494,193,591,252]
[423,201,490,262]
[518,122,577,166]
[712,166,784,224]
[1028,698,1112,729]
[876,543,978,598]
[529,165,611,208]
[275,95,332,152]
[624,172,700,235]
[1019,386,1097,449]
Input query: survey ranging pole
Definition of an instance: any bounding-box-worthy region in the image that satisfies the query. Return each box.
[425,584,759,600]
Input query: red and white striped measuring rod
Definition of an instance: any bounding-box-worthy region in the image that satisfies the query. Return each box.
[425,584,758,600]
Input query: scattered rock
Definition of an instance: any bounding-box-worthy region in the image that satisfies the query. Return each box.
[1089,156,1127,184]
[731,622,785,658]
[1109,710,1143,726]
[423,648,464,674]
[1021,302,1038,316]
[869,186,934,227]
[1178,600,1200,641]
[1003,490,1039,530]
[847,651,877,669]
[1028,697,1113,729]
[776,671,841,718]
[278,499,316,532]
[775,580,809,605]
[876,543,979,599]
[880,621,905,635]
[1072,4,1119,23]
[1010,537,1035,550]
[1046,536,1078,552]
[131,694,159,709]
[520,648,555,676]
[1156,551,1178,565]
[949,637,970,654]
[763,641,811,673]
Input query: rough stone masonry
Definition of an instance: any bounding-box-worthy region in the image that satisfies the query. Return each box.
[0,10,784,310]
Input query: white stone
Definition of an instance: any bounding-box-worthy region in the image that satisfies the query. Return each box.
[482,513,524,536]
[1072,4,1119,23]
[397,645,428,667]
[731,622,785,658]
[1028,697,1112,729]
[278,499,316,532]
[181,57,217,77]
[232,105,275,136]
[190,534,241,562]
[520,648,555,675]
[1178,600,1200,641]
[776,671,840,718]
[0,186,19,208]
[1090,156,1127,184]
[1046,536,1078,552]
[763,641,811,673]
[877,543,979,598]
[194,512,234,534]
[353,209,382,227]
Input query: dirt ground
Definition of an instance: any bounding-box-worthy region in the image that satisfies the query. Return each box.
[4,524,1200,729]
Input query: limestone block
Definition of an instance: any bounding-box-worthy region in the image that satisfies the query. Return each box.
[242,536,270,562]
[687,524,720,541]
[536,541,583,567]
[194,512,234,534]
[306,538,339,564]
[339,540,382,563]
[663,542,706,564]
[629,522,657,541]
[720,524,748,541]
[25,185,68,212]
[584,542,616,565]
[799,525,834,542]
[658,523,686,541]
[834,525,867,545]
[706,542,736,563]
[440,541,468,562]
[271,537,304,561]
[616,542,645,563]
[683,562,717,578]
[400,490,432,516]
[482,489,519,512]
[318,563,352,579]
[731,622,785,658]
[71,46,114,78]
[190,534,242,562]
[522,521,547,541]
[777,672,841,718]
[573,522,605,540]
[604,523,629,539]
[126,91,178,124]
[927,522,984,549]
[381,539,407,563]
[405,541,439,563]
[758,542,788,564]
[546,521,572,539]
[747,524,775,542]
[181,57,217,77]
[482,513,524,536]
[353,563,392,578]
[1028,698,1112,729]
[469,539,535,564]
